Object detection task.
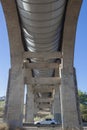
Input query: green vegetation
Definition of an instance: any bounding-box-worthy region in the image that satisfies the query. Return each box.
[0,101,5,118]
[78,90,87,121]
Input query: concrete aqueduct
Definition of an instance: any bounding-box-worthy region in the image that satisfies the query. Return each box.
[1,0,82,129]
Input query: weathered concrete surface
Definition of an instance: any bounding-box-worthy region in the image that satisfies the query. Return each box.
[1,0,83,129]
[1,0,24,128]
[60,0,82,129]
[23,126,85,130]
[60,68,82,129]
[62,0,82,68]
[54,87,61,123]
[23,126,62,130]
[84,127,87,130]
[1,0,24,67]
[25,86,34,123]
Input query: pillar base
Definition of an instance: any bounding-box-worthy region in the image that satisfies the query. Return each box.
[60,68,82,129]
[61,127,83,130]
[54,113,61,124]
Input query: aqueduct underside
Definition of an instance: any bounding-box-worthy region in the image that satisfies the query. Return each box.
[1,0,83,129]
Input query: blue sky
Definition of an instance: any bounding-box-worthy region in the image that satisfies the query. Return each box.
[74,0,87,93]
[0,0,87,96]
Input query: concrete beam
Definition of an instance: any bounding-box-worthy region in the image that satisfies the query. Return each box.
[34,87,53,93]
[24,51,62,60]
[36,98,53,103]
[25,77,61,85]
[23,62,60,69]
[38,103,51,109]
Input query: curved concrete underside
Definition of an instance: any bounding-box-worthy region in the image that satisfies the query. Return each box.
[1,0,82,129]
[15,0,67,118]
[16,0,66,77]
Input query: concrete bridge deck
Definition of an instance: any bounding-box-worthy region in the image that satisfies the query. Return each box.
[1,0,83,130]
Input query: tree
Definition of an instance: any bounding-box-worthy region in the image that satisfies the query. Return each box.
[78,90,87,121]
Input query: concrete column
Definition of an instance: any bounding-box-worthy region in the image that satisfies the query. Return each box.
[60,67,81,129]
[1,0,24,67]
[4,69,11,119]
[25,85,34,123]
[6,68,24,128]
[1,0,25,128]
[73,68,82,126]
[54,87,61,123]
[53,65,61,123]
[61,0,82,129]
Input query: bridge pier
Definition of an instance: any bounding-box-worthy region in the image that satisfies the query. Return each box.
[60,68,81,129]
[54,87,61,124]
[60,0,82,129]
[1,0,25,128]
[6,68,24,128]
[1,0,83,129]
[25,85,34,124]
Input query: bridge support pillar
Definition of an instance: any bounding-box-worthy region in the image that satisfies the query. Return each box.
[60,0,82,129]
[60,67,81,130]
[25,85,34,123]
[54,87,61,124]
[5,68,24,128]
[1,0,25,128]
